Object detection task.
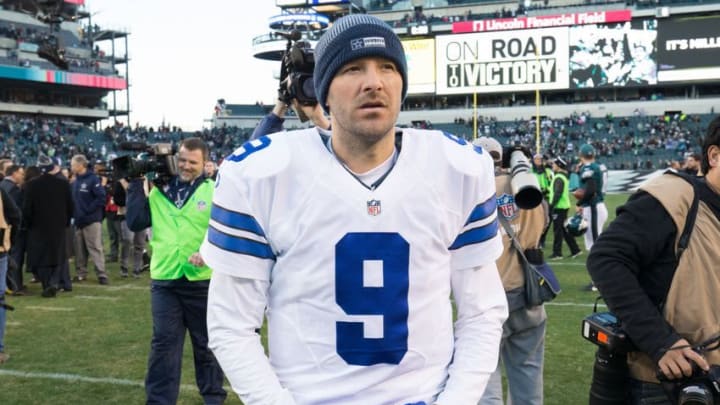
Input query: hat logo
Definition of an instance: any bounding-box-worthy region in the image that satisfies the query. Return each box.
[351,37,386,51]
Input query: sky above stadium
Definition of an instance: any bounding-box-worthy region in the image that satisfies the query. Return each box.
[87,0,280,130]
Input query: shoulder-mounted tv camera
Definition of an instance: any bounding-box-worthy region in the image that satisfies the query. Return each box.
[277,29,317,113]
[111,142,177,185]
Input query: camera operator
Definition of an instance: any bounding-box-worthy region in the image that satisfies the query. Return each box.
[250,96,330,141]
[586,116,720,404]
[124,137,226,404]
[475,137,549,405]
[250,32,330,141]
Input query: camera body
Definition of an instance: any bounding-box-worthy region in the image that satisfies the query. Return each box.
[582,311,635,354]
[657,359,720,405]
[111,142,177,184]
[582,311,636,404]
[278,31,316,107]
[501,143,543,209]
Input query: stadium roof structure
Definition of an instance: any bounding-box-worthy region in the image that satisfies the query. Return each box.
[91,27,128,42]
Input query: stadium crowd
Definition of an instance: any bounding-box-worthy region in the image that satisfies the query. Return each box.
[0,111,710,173]
[445,111,709,170]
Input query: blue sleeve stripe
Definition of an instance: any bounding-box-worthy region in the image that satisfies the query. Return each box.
[207,226,275,260]
[465,195,497,225]
[449,219,499,250]
[210,204,266,237]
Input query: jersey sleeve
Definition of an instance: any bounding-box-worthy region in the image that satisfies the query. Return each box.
[448,147,503,270]
[200,159,276,281]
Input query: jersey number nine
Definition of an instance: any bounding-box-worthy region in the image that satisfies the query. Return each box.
[335,232,409,366]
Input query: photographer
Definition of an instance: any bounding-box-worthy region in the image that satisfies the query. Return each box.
[587,116,720,404]
[124,137,226,404]
[475,137,549,405]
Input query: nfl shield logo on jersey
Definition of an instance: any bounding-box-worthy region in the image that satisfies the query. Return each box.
[497,193,518,220]
[367,199,381,216]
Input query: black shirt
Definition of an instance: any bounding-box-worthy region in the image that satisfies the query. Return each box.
[588,181,720,363]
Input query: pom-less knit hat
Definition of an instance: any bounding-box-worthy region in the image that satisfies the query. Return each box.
[36,154,54,173]
[313,14,408,111]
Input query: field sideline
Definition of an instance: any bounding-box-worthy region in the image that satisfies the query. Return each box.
[0,193,631,404]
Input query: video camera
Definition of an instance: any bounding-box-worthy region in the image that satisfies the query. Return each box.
[277,29,317,119]
[111,142,177,184]
[501,143,543,209]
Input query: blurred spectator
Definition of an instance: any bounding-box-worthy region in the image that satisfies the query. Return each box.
[0,179,20,363]
[22,156,72,297]
[204,161,217,181]
[1,164,25,293]
[70,154,109,285]
[683,152,701,176]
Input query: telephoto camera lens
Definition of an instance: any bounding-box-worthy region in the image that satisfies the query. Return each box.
[589,346,631,404]
[677,385,714,405]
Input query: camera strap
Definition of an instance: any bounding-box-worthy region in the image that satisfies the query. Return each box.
[666,171,700,260]
[497,214,532,265]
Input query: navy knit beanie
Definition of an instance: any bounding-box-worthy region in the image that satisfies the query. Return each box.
[313,14,408,112]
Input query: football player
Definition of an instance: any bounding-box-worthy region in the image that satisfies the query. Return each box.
[575,143,608,253]
[201,14,508,405]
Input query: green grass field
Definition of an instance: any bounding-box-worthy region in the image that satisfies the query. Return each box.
[0,194,631,405]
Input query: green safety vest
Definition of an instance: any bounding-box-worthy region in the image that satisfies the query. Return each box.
[147,179,214,281]
[548,172,571,209]
[534,167,553,196]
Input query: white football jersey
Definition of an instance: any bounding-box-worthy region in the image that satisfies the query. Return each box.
[201,127,502,405]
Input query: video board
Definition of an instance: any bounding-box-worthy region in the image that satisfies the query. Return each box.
[568,20,657,88]
[657,15,720,82]
[402,38,436,94]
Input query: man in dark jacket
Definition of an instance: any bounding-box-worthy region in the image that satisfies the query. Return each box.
[22,156,73,297]
[70,154,108,284]
[0,182,20,363]
[0,164,25,293]
[0,165,23,208]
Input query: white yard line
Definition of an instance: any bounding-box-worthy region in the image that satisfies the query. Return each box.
[73,295,119,301]
[546,302,607,308]
[24,306,76,312]
[72,283,149,291]
[0,369,219,393]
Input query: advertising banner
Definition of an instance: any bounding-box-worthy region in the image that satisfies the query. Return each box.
[569,20,657,88]
[452,10,632,33]
[435,27,569,95]
[657,15,720,82]
[402,38,436,94]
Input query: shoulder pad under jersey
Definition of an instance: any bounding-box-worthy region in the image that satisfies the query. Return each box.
[221,129,313,179]
[421,129,492,177]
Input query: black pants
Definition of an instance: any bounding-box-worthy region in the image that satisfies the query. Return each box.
[145,278,227,405]
[552,208,580,257]
[8,229,26,291]
[35,265,61,291]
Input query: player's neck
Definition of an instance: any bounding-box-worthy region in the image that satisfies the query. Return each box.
[330,130,396,173]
